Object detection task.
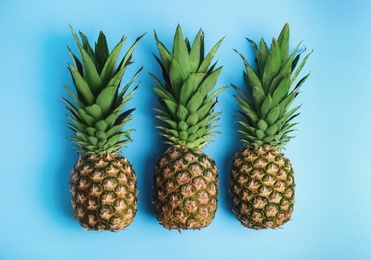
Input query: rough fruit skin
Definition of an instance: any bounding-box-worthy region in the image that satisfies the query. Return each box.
[230,146,295,229]
[153,146,219,230]
[70,154,137,231]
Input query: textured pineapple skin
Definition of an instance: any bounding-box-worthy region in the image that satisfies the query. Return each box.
[153,146,219,230]
[70,154,137,231]
[230,146,295,229]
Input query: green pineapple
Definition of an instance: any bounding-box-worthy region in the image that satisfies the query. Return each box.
[63,27,144,231]
[151,25,226,230]
[230,23,312,229]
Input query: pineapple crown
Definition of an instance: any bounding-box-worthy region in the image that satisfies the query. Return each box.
[233,23,312,149]
[150,24,226,150]
[63,26,145,155]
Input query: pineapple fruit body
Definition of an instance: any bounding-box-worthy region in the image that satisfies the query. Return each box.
[231,23,311,229]
[231,146,294,229]
[63,27,144,231]
[151,25,225,230]
[70,154,137,231]
[153,146,218,230]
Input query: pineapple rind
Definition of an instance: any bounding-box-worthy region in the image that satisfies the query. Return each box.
[153,146,218,230]
[70,154,138,231]
[231,146,294,229]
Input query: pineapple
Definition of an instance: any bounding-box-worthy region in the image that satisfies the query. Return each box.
[230,23,312,229]
[63,27,144,231]
[150,25,226,230]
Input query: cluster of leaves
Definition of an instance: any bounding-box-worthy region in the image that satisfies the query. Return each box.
[233,23,312,148]
[150,24,226,149]
[63,27,144,154]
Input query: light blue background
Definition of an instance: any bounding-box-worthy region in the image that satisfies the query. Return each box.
[1,0,370,259]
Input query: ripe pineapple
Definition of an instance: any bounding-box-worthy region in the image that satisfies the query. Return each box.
[150,25,226,230]
[63,27,144,231]
[230,23,312,229]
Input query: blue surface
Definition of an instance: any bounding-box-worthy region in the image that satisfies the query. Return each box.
[1,0,371,259]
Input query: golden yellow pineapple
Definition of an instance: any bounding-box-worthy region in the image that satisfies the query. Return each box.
[63,27,144,231]
[150,25,226,230]
[231,23,312,229]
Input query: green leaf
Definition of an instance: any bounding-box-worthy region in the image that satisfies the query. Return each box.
[293,73,310,92]
[262,39,281,93]
[204,86,227,104]
[186,113,199,126]
[255,129,265,139]
[259,38,269,65]
[95,86,115,116]
[153,83,176,103]
[272,74,291,104]
[178,121,188,131]
[87,136,98,146]
[257,119,268,132]
[117,33,145,72]
[186,67,222,113]
[251,84,266,110]
[104,111,119,128]
[86,127,96,136]
[172,24,191,78]
[231,84,251,105]
[155,115,177,129]
[116,67,142,106]
[67,46,83,75]
[115,109,135,125]
[67,116,86,131]
[189,29,203,72]
[265,124,279,137]
[70,28,102,95]
[246,66,264,97]
[163,99,178,118]
[95,131,107,141]
[198,37,224,73]
[187,124,199,135]
[154,30,172,74]
[100,36,126,87]
[260,94,274,119]
[237,120,256,135]
[78,31,95,63]
[62,96,79,117]
[78,109,96,126]
[179,131,188,140]
[76,132,89,142]
[85,104,103,120]
[68,64,95,105]
[277,23,290,63]
[179,73,206,105]
[170,58,188,100]
[95,120,108,132]
[196,101,214,121]
[246,38,263,77]
[234,95,259,125]
[291,50,312,85]
[279,91,297,117]
[62,83,85,109]
[177,104,189,121]
[95,31,109,74]
[265,106,280,125]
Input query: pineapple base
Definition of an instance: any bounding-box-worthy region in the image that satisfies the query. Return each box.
[230,146,295,229]
[153,146,219,230]
[70,154,138,231]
